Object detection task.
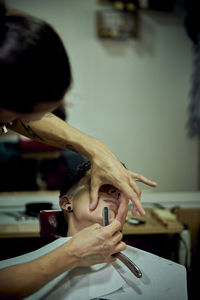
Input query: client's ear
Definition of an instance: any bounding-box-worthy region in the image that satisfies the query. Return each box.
[59,195,73,212]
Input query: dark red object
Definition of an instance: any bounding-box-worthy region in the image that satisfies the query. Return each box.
[18,138,60,153]
[39,210,67,244]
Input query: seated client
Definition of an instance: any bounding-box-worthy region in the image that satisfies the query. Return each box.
[38,160,187,300]
[0,160,187,300]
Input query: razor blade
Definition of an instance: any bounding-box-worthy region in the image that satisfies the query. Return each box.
[102,207,142,278]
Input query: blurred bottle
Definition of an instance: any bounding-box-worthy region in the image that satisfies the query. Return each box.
[178,224,191,268]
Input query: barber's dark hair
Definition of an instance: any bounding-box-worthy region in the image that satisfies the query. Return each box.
[60,160,91,198]
[0,3,72,113]
[0,1,6,20]
[52,103,67,121]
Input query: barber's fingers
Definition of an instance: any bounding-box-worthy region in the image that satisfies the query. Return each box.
[106,243,127,263]
[120,183,145,216]
[115,195,129,225]
[130,171,157,187]
[103,219,122,235]
[113,241,127,254]
[129,176,141,199]
[128,178,142,215]
[131,205,138,216]
[68,222,126,267]
[104,241,127,263]
[111,230,123,245]
[89,175,102,210]
[102,223,126,254]
[106,256,117,263]
[89,186,99,210]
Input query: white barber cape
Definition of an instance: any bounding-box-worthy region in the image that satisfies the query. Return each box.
[0,237,187,300]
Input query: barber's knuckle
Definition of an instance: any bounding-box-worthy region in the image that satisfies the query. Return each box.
[101,240,107,249]
[106,240,113,250]
[134,193,140,202]
[133,173,140,179]
[116,231,122,240]
[117,222,122,230]
[104,231,112,239]
[112,256,117,262]
[114,220,121,230]
[106,256,115,263]
[120,242,127,250]
[93,223,101,230]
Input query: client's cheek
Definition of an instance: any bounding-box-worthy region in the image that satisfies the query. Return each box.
[87,206,104,225]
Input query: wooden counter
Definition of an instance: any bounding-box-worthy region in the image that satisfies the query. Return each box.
[0,223,40,238]
[122,208,183,235]
[0,209,183,238]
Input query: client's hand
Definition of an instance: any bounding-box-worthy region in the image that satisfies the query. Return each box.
[67,220,126,267]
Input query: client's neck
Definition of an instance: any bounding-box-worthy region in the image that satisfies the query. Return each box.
[67,224,77,237]
[66,218,93,237]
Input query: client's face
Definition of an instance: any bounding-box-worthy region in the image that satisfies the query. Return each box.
[61,171,127,232]
[73,183,120,225]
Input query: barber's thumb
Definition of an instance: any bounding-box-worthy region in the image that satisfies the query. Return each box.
[89,186,99,210]
[115,202,125,222]
[109,218,122,229]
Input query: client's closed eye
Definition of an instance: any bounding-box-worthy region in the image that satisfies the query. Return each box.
[99,184,115,193]
[99,185,120,197]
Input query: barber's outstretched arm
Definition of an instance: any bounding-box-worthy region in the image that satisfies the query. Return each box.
[0,220,124,299]
[9,113,157,220]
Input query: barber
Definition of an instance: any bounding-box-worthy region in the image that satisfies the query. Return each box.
[0,3,156,298]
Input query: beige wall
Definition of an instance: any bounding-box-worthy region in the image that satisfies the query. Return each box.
[5,0,199,193]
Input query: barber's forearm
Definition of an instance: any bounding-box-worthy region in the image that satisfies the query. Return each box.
[0,262,48,299]
[0,242,78,299]
[9,113,99,159]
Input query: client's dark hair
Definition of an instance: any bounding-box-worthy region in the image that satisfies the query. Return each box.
[0,2,72,113]
[60,160,126,198]
[60,160,91,198]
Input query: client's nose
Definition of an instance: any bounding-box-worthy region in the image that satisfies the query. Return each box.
[108,188,120,198]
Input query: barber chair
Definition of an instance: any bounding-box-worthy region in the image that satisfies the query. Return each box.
[39,210,68,244]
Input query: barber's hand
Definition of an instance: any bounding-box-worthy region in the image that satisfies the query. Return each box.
[89,140,157,221]
[115,170,157,222]
[68,220,126,267]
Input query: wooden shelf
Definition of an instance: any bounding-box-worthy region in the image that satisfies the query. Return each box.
[123,208,184,235]
[0,208,183,238]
